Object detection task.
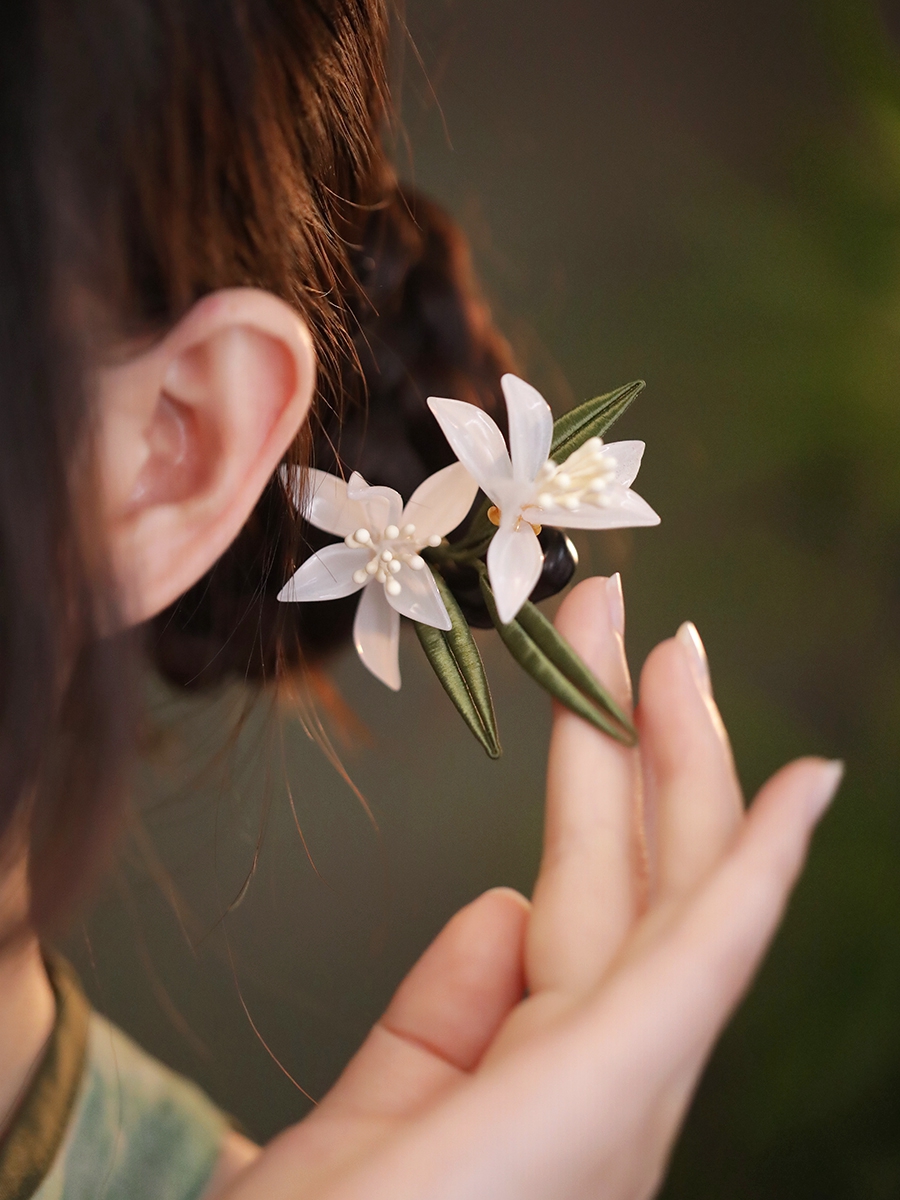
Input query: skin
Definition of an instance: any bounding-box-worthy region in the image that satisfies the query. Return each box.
[0,858,55,1141]
[0,288,842,1198]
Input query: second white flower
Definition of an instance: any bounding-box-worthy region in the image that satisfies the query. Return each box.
[428,374,660,624]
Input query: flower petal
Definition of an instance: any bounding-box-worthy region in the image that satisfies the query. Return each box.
[346,472,404,532]
[601,440,645,488]
[353,582,402,690]
[487,522,544,624]
[286,468,372,537]
[502,374,553,484]
[386,565,452,630]
[427,397,512,503]
[277,544,369,602]
[528,485,660,530]
[402,462,480,541]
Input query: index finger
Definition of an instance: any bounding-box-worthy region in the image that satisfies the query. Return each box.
[526,574,641,999]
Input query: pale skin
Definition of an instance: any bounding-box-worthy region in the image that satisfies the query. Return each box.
[0,288,843,1198]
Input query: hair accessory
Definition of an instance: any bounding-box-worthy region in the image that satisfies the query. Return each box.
[279,374,659,756]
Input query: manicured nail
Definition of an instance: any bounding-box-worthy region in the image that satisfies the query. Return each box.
[606,573,625,638]
[676,621,712,699]
[807,759,844,823]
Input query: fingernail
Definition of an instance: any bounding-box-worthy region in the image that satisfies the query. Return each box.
[807,759,844,823]
[676,621,712,699]
[606,573,625,637]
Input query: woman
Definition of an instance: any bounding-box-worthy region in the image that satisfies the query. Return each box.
[0,1,842,1197]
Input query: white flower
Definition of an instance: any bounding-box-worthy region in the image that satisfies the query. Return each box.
[428,374,660,624]
[278,464,479,690]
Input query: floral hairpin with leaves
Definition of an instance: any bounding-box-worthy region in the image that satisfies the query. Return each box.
[278,375,659,757]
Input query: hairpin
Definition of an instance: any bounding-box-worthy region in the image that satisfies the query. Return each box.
[279,375,659,756]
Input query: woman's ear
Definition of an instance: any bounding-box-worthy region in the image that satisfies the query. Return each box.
[96,288,315,624]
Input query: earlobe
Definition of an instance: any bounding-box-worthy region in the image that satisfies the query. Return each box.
[98,289,315,625]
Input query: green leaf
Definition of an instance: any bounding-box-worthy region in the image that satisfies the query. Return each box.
[515,600,634,733]
[550,380,645,463]
[479,573,636,746]
[415,571,502,759]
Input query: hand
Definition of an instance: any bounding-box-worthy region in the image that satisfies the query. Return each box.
[215,575,842,1200]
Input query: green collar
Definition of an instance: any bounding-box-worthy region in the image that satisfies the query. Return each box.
[0,952,90,1200]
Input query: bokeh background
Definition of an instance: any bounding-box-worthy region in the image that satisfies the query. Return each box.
[62,0,900,1194]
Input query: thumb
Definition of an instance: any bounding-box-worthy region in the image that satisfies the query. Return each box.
[321,888,530,1123]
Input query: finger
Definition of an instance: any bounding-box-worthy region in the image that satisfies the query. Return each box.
[321,888,529,1122]
[610,757,843,1066]
[687,755,844,1017]
[528,573,639,998]
[637,622,744,907]
[381,888,529,1071]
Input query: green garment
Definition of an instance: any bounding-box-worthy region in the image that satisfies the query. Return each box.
[0,957,230,1200]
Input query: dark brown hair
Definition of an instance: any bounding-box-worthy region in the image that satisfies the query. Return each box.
[0,0,514,933]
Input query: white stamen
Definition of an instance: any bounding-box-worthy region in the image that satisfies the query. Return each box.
[344,534,358,548]
[389,559,402,574]
[365,559,379,575]
[386,579,402,597]
[523,441,622,522]
[354,528,371,544]
[428,534,442,547]
[385,524,399,540]
[381,549,393,562]
[352,569,368,585]
[409,555,425,571]
[402,524,416,537]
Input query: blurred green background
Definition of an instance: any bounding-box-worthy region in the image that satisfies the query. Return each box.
[63,0,900,1194]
